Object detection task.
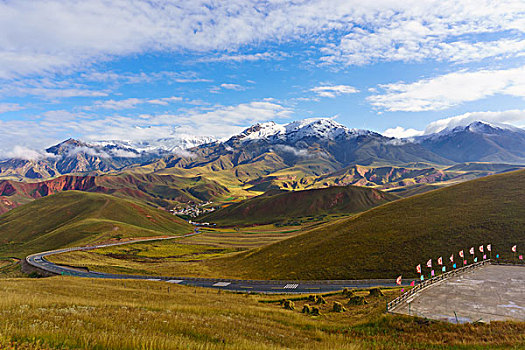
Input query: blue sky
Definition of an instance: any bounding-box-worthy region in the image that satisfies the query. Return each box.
[1,0,525,158]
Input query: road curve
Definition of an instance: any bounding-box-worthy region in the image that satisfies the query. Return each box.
[26,232,403,294]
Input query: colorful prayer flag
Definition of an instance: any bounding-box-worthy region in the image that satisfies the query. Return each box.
[410,281,415,287]
[474,257,478,262]
[487,244,491,252]
[426,259,432,268]
[442,266,446,272]
[469,247,474,255]
[396,275,402,285]
[453,263,457,269]
[512,245,517,252]
[479,245,484,253]
[449,254,454,263]
[483,254,487,259]
[420,275,424,281]
[463,259,467,265]
[520,255,523,260]
[496,254,499,258]
[431,270,435,277]
[416,264,421,274]
[459,250,464,258]
[437,257,443,265]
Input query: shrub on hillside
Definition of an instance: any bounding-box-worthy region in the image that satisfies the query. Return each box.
[348,296,368,306]
[342,288,354,297]
[308,295,318,303]
[316,296,326,304]
[310,306,321,316]
[368,288,384,297]
[302,304,312,314]
[332,301,346,313]
[283,300,295,310]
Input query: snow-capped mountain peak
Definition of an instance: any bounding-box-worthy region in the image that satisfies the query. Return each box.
[229,118,373,144]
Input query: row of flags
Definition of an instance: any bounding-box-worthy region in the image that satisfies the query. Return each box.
[396,244,522,286]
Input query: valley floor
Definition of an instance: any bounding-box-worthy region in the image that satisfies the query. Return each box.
[0,277,524,349]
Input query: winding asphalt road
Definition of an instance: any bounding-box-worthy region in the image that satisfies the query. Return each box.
[26,232,402,294]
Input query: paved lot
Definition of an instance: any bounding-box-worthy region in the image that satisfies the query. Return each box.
[395,265,525,323]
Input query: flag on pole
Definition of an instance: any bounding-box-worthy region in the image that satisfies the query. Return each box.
[512,245,517,252]
[426,259,432,268]
[431,270,435,277]
[453,263,457,269]
[396,275,402,285]
[449,254,454,263]
[463,260,467,265]
[487,244,491,252]
[416,264,421,274]
[474,257,478,263]
[469,247,474,255]
[520,255,523,260]
[483,254,487,260]
[479,245,484,253]
[459,250,464,258]
[420,275,424,281]
[410,281,415,287]
[437,257,443,265]
[442,266,446,272]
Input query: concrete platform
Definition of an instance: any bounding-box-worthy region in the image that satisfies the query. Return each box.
[394,265,525,323]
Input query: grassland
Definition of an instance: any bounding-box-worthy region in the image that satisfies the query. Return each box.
[199,185,397,226]
[48,225,309,277]
[211,169,525,280]
[0,191,192,258]
[0,277,523,349]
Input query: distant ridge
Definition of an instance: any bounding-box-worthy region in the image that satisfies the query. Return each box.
[198,185,398,225]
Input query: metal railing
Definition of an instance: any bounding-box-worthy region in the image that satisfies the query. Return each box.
[387,260,491,312]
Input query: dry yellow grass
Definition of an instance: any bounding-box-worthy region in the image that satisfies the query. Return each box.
[0,278,522,350]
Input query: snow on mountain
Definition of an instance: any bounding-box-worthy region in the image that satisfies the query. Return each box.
[229,118,374,144]
[93,135,216,154]
[416,121,525,142]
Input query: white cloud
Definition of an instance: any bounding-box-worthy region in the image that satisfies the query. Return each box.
[0,100,294,156]
[199,52,286,63]
[310,84,359,98]
[382,126,424,138]
[89,96,183,110]
[4,145,55,161]
[0,103,24,114]
[220,83,246,91]
[1,1,523,78]
[368,66,525,112]
[148,97,183,105]
[424,109,525,134]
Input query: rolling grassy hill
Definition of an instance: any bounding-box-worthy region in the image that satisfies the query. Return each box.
[214,169,525,280]
[199,185,398,225]
[0,191,192,258]
[0,173,230,215]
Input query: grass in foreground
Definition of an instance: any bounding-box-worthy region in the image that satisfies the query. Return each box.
[0,278,523,350]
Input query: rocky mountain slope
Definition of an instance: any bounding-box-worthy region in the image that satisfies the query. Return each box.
[0,173,229,215]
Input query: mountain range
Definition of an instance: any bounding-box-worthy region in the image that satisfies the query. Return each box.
[0,118,524,208]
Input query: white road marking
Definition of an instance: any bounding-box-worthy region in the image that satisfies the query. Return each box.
[213,282,231,287]
[283,283,299,289]
[166,280,184,284]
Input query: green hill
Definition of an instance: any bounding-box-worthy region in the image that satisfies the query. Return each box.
[198,185,398,225]
[0,191,192,258]
[214,169,525,280]
[0,173,231,215]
